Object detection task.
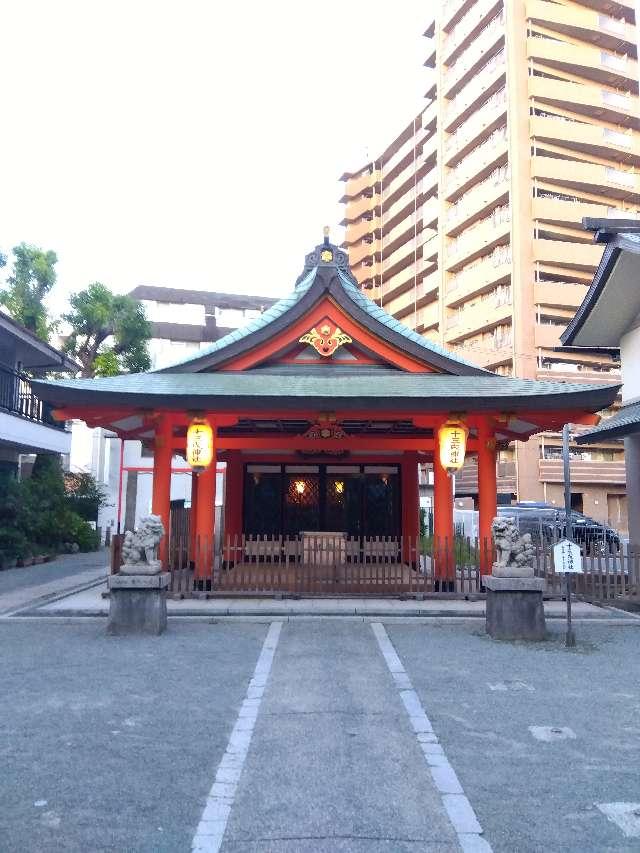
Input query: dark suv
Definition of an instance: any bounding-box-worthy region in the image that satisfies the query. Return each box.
[497,503,621,554]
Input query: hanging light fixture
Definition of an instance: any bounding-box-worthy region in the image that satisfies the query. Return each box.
[186,417,214,473]
[438,419,469,474]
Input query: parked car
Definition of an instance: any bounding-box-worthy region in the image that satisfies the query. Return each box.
[497,503,620,554]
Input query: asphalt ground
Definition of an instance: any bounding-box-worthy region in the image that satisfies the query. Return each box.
[0,549,108,596]
[1,618,639,852]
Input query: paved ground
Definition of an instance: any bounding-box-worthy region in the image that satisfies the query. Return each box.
[0,550,108,616]
[0,549,108,596]
[2,617,640,852]
[26,581,630,620]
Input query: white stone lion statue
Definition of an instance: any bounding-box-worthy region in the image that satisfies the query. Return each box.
[120,514,165,575]
[491,516,535,576]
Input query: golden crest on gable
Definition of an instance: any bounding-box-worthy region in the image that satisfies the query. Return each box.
[299,322,352,357]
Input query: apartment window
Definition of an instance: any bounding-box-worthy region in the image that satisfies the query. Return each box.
[600,51,628,70]
[601,89,630,108]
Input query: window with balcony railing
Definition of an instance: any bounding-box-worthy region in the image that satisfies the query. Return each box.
[447,11,504,81]
[447,85,507,154]
[448,204,511,255]
[447,0,504,58]
[598,14,625,35]
[605,167,636,187]
[601,50,629,70]
[0,366,65,430]
[447,163,510,223]
[601,89,630,108]
[448,125,507,188]
[603,127,632,148]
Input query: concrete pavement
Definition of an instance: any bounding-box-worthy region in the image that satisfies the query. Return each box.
[2,618,640,851]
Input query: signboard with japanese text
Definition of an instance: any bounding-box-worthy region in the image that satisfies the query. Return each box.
[553,539,582,574]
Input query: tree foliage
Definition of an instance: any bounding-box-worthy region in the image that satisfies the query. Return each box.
[62,282,152,377]
[0,243,58,340]
[0,455,100,565]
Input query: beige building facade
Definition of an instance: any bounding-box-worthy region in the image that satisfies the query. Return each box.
[340,0,636,531]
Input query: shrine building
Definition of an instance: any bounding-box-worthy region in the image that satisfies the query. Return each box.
[32,235,619,593]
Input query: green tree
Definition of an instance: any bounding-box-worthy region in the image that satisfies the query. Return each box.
[62,282,152,377]
[0,243,58,340]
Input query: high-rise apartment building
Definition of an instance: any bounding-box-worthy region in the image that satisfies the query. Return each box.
[340,0,636,531]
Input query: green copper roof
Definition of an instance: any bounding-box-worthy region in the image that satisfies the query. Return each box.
[32,372,620,415]
[156,240,483,374]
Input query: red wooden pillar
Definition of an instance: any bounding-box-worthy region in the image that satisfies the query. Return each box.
[189,471,199,560]
[151,414,173,568]
[433,429,454,581]
[224,450,243,560]
[194,426,217,581]
[478,418,497,576]
[401,452,420,563]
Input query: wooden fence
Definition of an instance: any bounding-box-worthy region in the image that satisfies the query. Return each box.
[108,529,640,602]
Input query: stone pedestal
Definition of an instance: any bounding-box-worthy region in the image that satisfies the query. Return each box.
[485,575,546,641]
[107,572,169,636]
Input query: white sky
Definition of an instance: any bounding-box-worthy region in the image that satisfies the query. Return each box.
[0,1,429,312]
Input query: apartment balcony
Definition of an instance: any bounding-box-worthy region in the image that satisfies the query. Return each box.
[534,322,567,349]
[445,92,507,166]
[381,239,418,278]
[387,266,439,317]
[532,155,640,203]
[444,299,513,345]
[528,0,636,56]
[383,259,425,305]
[445,217,510,272]
[382,160,423,209]
[453,337,513,369]
[572,1,634,25]
[527,37,638,93]
[539,459,626,485]
[443,14,505,100]
[531,116,640,166]
[353,259,380,288]
[343,215,380,246]
[383,212,419,251]
[528,76,640,129]
[454,460,517,496]
[422,196,439,230]
[534,281,588,310]
[445,135,508,202]
[446,258,511,307]
[421,230,439,263]
[340,168,379,202]
[446,175,509,236]
[347,240,377,267]
[533,237,604,272]
[414,301,440,331]
[535,366,621,385]
[445,47,505,129]
[341,193,377,224]
[0,366,71,456]
[532,196,617,229]
[444,0,504,67]
[386,284,423,319]
[441,0,477,34]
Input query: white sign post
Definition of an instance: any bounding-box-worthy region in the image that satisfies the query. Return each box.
[553,539,582,647]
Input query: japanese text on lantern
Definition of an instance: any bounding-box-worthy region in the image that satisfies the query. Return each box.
[186,419,213,472]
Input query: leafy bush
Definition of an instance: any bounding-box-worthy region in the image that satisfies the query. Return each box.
[0,454,101,563]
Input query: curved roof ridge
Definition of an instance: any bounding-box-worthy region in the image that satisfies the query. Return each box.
[152,267,317,371]
[336,269,485,372]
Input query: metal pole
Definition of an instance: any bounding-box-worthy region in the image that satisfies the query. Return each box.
[562,423,576,647]
[117,439,125,534]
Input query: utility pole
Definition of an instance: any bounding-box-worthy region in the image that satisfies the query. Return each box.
[562,423,576,647]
